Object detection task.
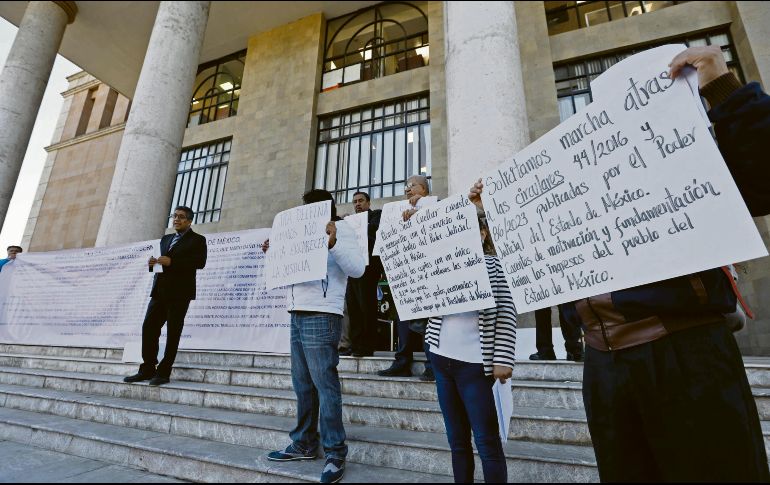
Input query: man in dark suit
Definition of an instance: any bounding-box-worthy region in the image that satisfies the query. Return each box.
[344,191,382,357]
[124,205,207,386]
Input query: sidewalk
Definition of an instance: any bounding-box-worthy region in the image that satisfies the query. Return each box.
[0,440,185,483]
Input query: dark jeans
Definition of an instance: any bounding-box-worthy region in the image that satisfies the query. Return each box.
[345,274,378,354]
[432,353,507,483]
[288,312,347,460]
[394,318,432,373]
[583,322,770,482]
[535,306,582,356]
[139,297,191,378]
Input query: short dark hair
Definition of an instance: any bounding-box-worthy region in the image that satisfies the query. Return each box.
[6,246,22,253]
[302,189,338,220]
[353,191,370,202]
[174,206,194,221]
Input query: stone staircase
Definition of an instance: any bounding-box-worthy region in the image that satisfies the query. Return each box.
[0,343,767,482]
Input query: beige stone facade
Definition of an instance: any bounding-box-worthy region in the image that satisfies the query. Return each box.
[24,1,770,354]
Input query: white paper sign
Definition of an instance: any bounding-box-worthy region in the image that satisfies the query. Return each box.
[152,241,163,273]
[265,200,331,290]
[480,45,767,313]
[373,196,438,256]
[344,211,370,266]
[379,194,496,320]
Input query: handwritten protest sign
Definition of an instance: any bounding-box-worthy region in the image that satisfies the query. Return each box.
[480,45,767,313]
[344,211,370,265]
[379,194,496,320]
[265,200,331,290]
[373,196,438,256]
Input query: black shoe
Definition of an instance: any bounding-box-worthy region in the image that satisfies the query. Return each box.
[418,368,435,382]
[338,348,352,356]
[148,376,170,386]
[123,372,153,383]
[566,352,583,362]
[377,364,411,377]
[529,351,557,361]
[352,350,374,357]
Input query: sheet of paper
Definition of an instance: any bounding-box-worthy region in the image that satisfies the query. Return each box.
[480,45,767,313]
[373,196,439,256]
[493,378,513,443]
[152,241,163,273]
[378,194,495,320]
[344,211,370,266]
[265,200,331,290]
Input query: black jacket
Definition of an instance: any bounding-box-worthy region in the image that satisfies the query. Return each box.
[150,229,207,301]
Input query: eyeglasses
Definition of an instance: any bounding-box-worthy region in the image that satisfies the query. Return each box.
[172,214,189,220]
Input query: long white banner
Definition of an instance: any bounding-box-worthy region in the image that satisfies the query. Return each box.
[0,228,290,352]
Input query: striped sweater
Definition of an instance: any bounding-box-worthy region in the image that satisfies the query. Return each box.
[426,255,517,375]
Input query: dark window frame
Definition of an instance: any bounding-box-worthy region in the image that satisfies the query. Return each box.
[168,138,232,227]
[545,1,685,35]
[187,50,246,128]
[314,94,431,203]
[322,2,429,91]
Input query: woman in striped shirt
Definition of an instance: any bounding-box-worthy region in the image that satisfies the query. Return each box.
[425,215,517,483]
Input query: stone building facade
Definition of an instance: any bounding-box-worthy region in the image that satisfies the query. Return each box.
[3,1,770,353]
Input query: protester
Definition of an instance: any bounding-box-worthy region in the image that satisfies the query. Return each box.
[124,206,207,387]
[378,174,436,380]
[345,191,382,357]
[426,215,516,483]
[468,46,770,482]
[0,245,22,272]
[529,306,583,362]
[264,189,365,484]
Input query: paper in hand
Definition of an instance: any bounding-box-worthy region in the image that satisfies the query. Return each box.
[493,379,513,443]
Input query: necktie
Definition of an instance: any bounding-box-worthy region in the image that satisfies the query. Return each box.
[169,233,182,250]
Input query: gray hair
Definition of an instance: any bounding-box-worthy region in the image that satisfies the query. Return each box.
[407,175,430,194]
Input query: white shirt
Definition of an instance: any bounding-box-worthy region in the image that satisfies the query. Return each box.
[430,310,483,364]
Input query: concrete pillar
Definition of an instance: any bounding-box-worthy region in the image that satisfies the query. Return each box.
[732,1,770,89]
[0,1,75,232]
[96,1,210,246]
[444,1,530,195]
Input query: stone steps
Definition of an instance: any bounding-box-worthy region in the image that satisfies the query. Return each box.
[0,365,587,440]
[0,382,599,481]
[0,406,451,483]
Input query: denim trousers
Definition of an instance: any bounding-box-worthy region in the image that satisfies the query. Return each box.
[432,352,507,483]
[289,311,348,460]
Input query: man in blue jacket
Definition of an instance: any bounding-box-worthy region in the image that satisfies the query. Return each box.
[470,46,770,482]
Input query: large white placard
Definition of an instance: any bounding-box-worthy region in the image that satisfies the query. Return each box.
[379,194,496,320]
[373,196,438,256]
[0,229,291,353]
[265,200,331,290]
[480,45,767,313]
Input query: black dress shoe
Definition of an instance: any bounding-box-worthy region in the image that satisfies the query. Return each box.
[338,348,352,356]
[418,368,435,382]
[148,376,170,386]
[566,352,584,362]
[352,350,374,357]
[529,351,557,361]
[124,373,154,383]
[377,364,412,377]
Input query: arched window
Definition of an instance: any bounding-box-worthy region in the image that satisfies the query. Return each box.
[322,2,429,91]
[188,50,246,127]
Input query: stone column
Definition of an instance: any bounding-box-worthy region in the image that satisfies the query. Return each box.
[444,1,530,195]
[96,1,210,246]
[0,1,76,232]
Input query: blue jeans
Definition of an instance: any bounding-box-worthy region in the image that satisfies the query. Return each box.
[289,312,347,460]
[432,353,507,483]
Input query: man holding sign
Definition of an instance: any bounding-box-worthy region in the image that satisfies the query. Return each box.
[470,46,770,481]
[263,189,365,484]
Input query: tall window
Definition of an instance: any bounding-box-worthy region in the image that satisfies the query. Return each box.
[322,2,429,92]
[315,95,431,203]
[188,50,246,127]
[168,139,231,227]
[545,1,685,36]
[555,30,743,122]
